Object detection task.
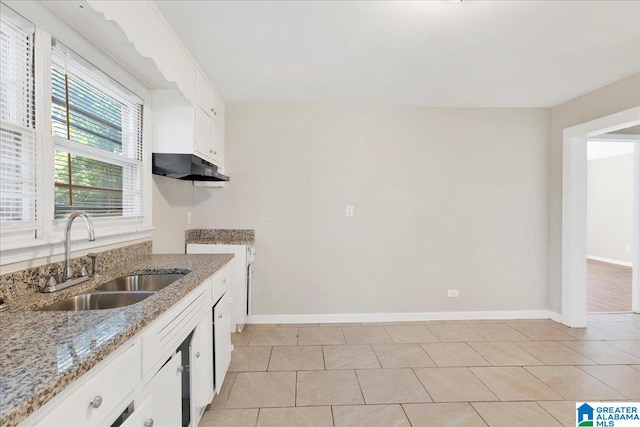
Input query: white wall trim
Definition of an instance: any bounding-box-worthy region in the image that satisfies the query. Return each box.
[587,256,633,268]
[562,106,640,327]
[248,310,557,325]
[590,134,640,143]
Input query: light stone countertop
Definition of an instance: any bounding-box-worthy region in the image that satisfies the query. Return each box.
[0,253,234,427]
[185,229,255,246]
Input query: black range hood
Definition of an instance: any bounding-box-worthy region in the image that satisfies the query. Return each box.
[152,153,229,181]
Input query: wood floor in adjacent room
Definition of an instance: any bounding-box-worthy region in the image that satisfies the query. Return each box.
[587,259,633,313]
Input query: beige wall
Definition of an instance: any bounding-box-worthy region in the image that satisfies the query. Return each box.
[193,105,550,315]
[548,73,640,313]
[587,154,634,263]
[152,175,193,254]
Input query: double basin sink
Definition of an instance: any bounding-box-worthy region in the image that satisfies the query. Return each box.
[40,273,185,311]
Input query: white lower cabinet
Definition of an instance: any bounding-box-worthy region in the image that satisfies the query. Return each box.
[134,351,182,427]
[119,397,151,427]
[213,291,232,394]
[21,266,233,427]
[35,343,140,427]
[190,312,214,426]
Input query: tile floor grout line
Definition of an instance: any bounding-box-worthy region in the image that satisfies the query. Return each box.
[510,340,569,366]
[549,340,600,365]
[534,401,567,427]
[602,339,640,358]
[468,401,491,427]
[574,364,636,399]
[294,370,298,407]
[415,342,438,367]
[321,345,327,370]
[330,405,335,427]
[409,367,434,403]
[521,364,604,401]
[464,366,501,402]
[338,326,346,346]
[352,369,367,405]
[368,344,384,369]
[266,346,274,371]
[399,403,414,427]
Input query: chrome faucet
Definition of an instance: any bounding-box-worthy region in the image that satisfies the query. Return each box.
[64,212,95,281]
[42,212,96,293]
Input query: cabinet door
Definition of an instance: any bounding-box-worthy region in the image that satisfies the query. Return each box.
[194,106,213,162]
[210,91,224,127]
[195,71,213,112]
[190,312,213,426]
[119,397,152,427]
[141,351,182,427]
[213,292,232,393]
[211,120,224,168]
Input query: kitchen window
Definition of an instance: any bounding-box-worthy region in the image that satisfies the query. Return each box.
[1,2,152,265]
[51,40,143,219]
[0,8,37,231]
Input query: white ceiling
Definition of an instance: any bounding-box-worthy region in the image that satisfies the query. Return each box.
[588,141,635,160]
[154,0,640,108]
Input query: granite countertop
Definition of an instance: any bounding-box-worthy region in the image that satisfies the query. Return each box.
[185,229,255,246]
[0,253,234,427]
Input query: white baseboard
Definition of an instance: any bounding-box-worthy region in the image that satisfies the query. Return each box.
[587,255,633,267]
[548,311,562,323]
[247,310,557,325]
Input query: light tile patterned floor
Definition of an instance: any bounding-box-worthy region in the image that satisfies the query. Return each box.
[200,314,640,427]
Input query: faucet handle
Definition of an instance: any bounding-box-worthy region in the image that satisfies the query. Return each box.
[43,276,58,293]
[87,253,99,277]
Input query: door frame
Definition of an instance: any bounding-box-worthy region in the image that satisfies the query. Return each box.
[562,106,640,327]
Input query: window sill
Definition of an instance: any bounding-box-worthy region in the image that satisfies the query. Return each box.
[0,226,154,268]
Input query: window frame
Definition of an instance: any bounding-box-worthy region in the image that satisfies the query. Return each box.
[0,7,37,235]
[0,3,153,266]
[50,40,145,221]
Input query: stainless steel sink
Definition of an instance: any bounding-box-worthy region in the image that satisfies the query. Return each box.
[39,291,155,311]
[95,273,185,292]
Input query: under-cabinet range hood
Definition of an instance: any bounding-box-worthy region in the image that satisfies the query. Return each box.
[152,154,229,181]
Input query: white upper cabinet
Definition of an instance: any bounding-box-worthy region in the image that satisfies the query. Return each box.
[86,0,225,169]
[195,105,214,160]
[195,71,226,167]
[153,88,225,169]
[196,71,225,127]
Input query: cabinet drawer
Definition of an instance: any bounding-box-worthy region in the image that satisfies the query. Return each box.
[213,266,230,304]
[38,343,140,426]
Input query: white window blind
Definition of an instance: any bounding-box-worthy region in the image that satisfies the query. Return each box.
[51,40,143,219]
[0,8,36,228]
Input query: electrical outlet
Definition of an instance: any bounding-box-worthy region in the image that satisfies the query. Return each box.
[346,205,354,217]
[626,244,631,251]
[447,289,459,298]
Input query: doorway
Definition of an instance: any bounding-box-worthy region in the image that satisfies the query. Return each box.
[562,107,640,327]
[586,136,636,313]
